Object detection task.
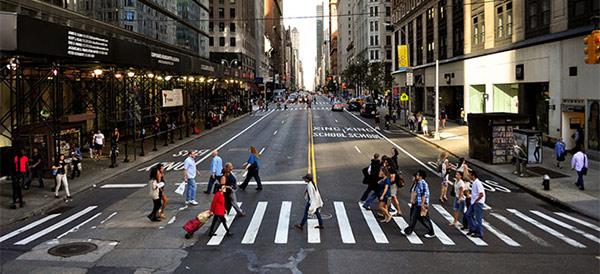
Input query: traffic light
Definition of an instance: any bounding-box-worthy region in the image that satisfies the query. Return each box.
[584,30,600,64]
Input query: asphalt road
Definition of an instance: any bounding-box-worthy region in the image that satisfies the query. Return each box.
[0,96,598,274]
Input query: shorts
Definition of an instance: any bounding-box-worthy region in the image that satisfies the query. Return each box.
[453,198,465,211]
[94,144,103,150]
[390,184,398,196]
[441,174,449,186]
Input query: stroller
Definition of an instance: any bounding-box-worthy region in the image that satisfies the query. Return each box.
[183,210,213,239]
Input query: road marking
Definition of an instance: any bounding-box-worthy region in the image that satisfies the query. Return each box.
[335,119,338,123]
[354,146,362,154]
[207,203,242,246]
[100,184,147,188]
[307,219,320,243]
[482,221,520,247]
[195,110,274,165]
[56,212,102,239]
[242,202,268,244]
[334,202,356,244]
[530,210,600,244]
[273,130,278,136]
[554,212,600,232]
[259,147,266,155]
[282,120,285,124]
[432,204,487,246]
[100,212,118,224]
[275,201,292,244]
[0,214,60,243]
[358,202,388,244]
[393,217,423,244]
[507,209,586,248]
[490,212,550,247]
[430,220,456,245]
[179,181,306,186]
[15,206,98,245]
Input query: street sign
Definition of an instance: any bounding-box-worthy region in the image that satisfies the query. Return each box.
[400,92,409,102]
[406,72,414,86]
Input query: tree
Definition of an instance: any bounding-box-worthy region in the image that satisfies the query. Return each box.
[366,61,385,98]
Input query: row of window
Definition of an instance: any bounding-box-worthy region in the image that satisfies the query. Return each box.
[369,5,392,17]
[369,49,393,61]
[209,22,236,32]
[209,7,235,19]
[369,34,393,46]
[209,37,237,47]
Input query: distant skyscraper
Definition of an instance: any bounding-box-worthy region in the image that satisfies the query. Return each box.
[316,4,324,69]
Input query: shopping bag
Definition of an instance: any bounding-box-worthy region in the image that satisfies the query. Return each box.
[183,218,202,238]
[174,181,186,196]
[196,210,212,223]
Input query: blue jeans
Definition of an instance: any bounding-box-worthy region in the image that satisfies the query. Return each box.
[300,201,323,226]
[466,203,484,236]
[186,178,197,202]
[576,171,584,189]
[362,192,379,209]
[205,175,221,193]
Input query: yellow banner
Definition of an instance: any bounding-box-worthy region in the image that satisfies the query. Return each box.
[397,45,408,68]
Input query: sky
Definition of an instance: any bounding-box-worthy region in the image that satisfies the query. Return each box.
[283,0,322,91]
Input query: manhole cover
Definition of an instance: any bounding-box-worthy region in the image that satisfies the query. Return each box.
[48,242,98,257]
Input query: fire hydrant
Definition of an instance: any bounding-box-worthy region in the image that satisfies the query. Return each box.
[542,174,550,190]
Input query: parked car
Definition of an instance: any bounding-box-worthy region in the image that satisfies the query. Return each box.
[360,102,377,117]
[346,100,362,111]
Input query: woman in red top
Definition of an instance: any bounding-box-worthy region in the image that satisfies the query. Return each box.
[208,185,233,237]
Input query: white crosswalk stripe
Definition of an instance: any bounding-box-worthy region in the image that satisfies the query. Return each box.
[530,210,600,244]
[274,201,292,244]
[241,202,267,244]
[490,212,551,247]
[14,206,98,245]
[554,212,600,232]
[393,217,423,244]
[507,209,586,248]
[334,202,356,244]
[430,219,456,245]
[432,204,487,246]
[358,202,389,243]
[307,219,321,243]
[482,221,520,247]
[0,214,60,243]
[207,202,242,246]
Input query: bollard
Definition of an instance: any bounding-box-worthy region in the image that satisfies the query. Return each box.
[542,174,550,190]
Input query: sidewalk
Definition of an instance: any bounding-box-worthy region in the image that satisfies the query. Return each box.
[389,117,600,221]
[0,114,249,227]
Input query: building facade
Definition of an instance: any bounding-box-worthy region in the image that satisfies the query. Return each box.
[392,0,600,157]
[315,3,325,88]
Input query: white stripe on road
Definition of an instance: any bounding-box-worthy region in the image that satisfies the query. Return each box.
[207,203,242,246]
[432,204,487,246]
[259,147,266,155]
[179,181,306,186]
[530,210,600,244]
[554,212,600,232]
[0,214,60,243]
[430,220,456,245]
[273,130,278,136]
[15,206,98,245]
[507,209,586,248]
[334,202,356,244]
[482,221,520,247]
[490,212,550,247]
[393,217,423,244]
[358,202,388,244]
[100,212,118,224]
[56,212,102,239]
[100,184,147,188]
[242,202,268,244]
[196,110,275,165]
[307,219,320,243]
[354,146,362,154]
[274,201,292,244]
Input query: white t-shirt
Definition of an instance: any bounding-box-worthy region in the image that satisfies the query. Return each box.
[93,133,105,145]
[454,179,465,201]
[471,178,486,204]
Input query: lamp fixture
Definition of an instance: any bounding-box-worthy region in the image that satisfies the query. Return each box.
[165,75,172,81]
[127,71,135,77]
[93,68,103,76]
[147,73,155,78]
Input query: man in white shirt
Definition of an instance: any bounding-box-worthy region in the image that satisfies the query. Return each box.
[93,130,105,159]
[183,151,198,205]
[465,170,485,238]
[571,148,589,191]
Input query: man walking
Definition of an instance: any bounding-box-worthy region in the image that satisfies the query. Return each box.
[571,147,588,191]
[183,151,198,205]
[465,170,486,238]
[294,174,324,230]
[28,148,44,189]
[12,148,28,209]
[360,154,381,203]
[401,170,435,238]
[204,150,223,194]
[93,129,105,159]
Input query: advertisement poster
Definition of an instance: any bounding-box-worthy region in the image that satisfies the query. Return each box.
[162,89,183,107]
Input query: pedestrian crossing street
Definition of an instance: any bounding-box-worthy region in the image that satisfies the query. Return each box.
[2,201,598,250]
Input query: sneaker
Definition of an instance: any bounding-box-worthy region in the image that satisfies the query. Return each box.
[424,233,436,239]
[314,225,325,229]
[256,187,263,191]
[189,200,198,205]
[226,232,234,236]
[294,224,303,230]
[400,230,407,236]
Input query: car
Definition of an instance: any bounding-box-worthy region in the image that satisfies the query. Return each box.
[331,102,346,111]
[346,100,362,111]
[360,102,377,117]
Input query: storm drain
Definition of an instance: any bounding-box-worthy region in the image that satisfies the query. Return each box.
[48,242,98,257]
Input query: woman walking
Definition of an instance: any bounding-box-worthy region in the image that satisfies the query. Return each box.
[158,166,168,220]
[390,148,399,169]
[147,164,164,222]
[52,155,72,200]
[220,162,246,217]
[208,185,233,236]
[294,173,324,230]
[438,152,451,203]
[239,146,263,191]
[450,171,466,227]
[388,164,403,217]
[377,167,393,223]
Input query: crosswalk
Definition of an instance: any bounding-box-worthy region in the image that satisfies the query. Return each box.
[1,201,598,251]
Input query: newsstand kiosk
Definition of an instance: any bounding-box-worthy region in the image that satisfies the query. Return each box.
[468,113,531,164]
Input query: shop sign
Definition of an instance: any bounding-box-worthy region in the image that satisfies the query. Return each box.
[151,52,180,66]
[162,89,184,107]
[406,72,414,86]
[67,31,109,58]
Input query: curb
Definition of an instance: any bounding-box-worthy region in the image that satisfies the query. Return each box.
[390,124,600,222]
[3,113,250,227]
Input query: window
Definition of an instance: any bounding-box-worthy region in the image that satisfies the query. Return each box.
[386,50,392,59]
[386,6,391,17]
[230,23,236,32]
[471,11,484,47]
[125,11,134,21]
[496,1,512,40]
[218,8,224,18]
[219,22,225,32]
[219,37,225,46]
[386,35,391,46]
[370,21,374,31]
[569,0,599,28]
[525,0,550,38]
[375,21,379,31]
[375,6,379,16]
[230,37,236,47]
[230,8,235,18]
[209,22,214,32]
[209,37,214,46]
[370,7,374,17]
[375,35,379,46]
[375,50,379,60]
[370,35,374,46]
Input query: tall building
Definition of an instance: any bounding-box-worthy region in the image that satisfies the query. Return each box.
[392,0,600,158]
[316,3,325,76]
[265,0,285,87]
[209,0,259,78]
[337,0,353,77]
[329,0,339,80]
